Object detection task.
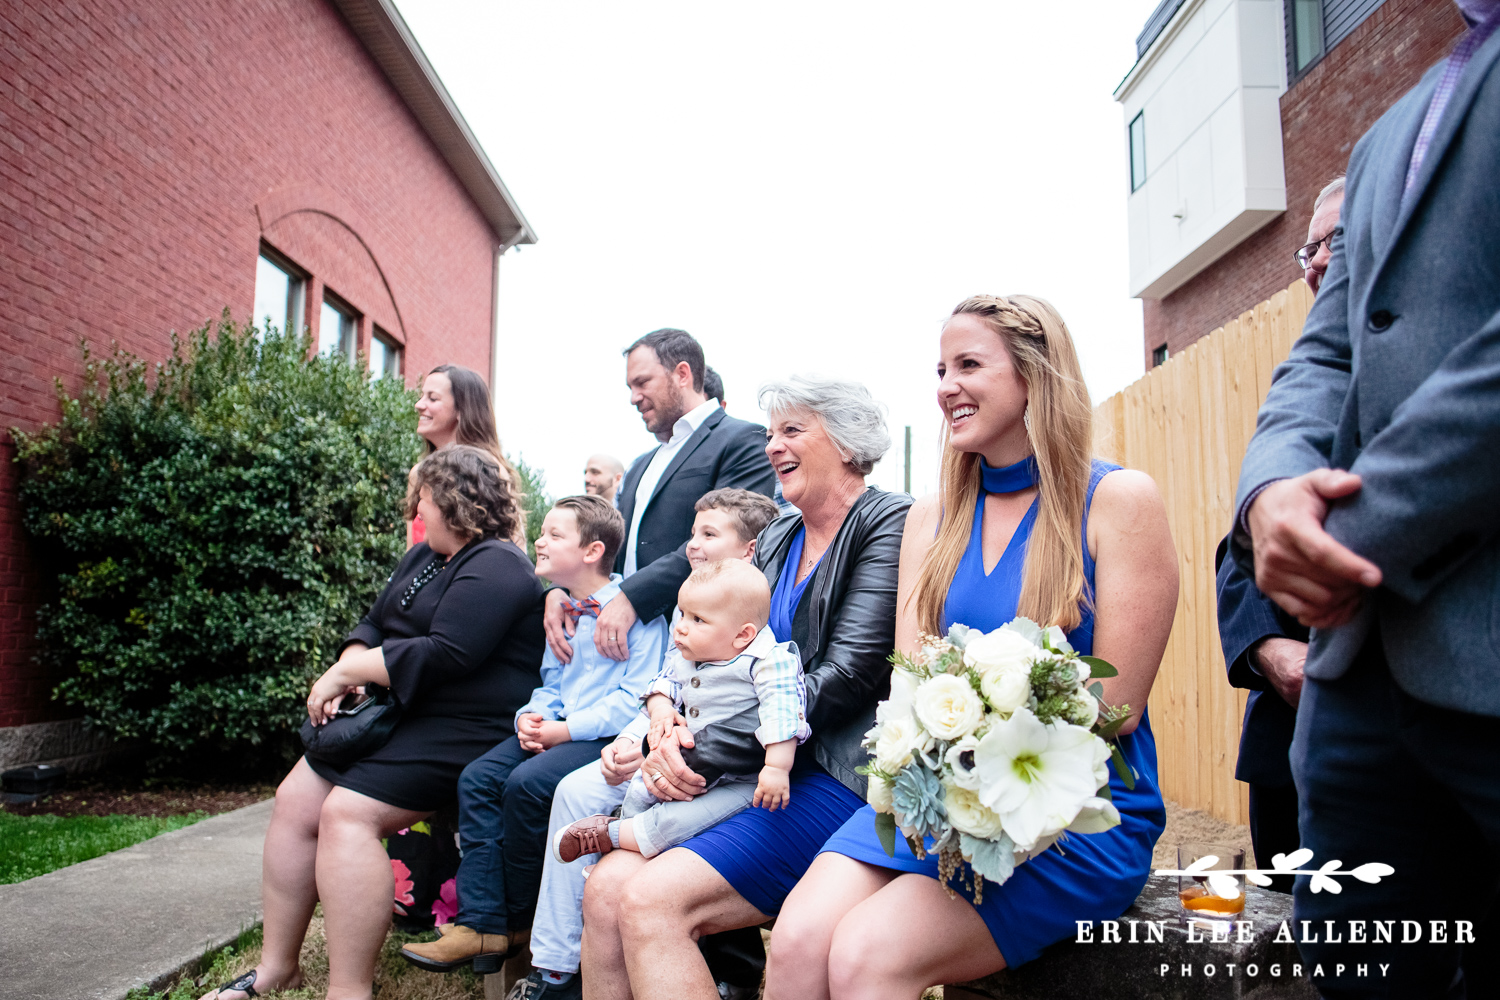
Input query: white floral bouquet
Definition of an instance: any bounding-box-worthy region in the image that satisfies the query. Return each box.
[861,618,1134,900]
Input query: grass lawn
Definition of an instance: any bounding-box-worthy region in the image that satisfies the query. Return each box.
[0,810,207,884]
[137,914,486,1000]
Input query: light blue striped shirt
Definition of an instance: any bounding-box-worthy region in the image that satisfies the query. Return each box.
[516,576,668,741]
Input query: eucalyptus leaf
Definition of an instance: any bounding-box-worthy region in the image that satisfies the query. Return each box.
[875,811,897,858]
[1082,656,1118,678]
[1110,743,1136,790]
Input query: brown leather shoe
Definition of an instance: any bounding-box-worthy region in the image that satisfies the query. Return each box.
[553,814,615,863]
[400,924,509,973]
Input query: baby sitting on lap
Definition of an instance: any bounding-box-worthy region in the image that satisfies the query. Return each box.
[553,558,809,861]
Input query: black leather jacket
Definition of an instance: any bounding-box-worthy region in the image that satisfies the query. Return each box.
[679,487,911,798]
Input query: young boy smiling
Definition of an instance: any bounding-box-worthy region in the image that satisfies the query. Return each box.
[401,495,666,975]
[503,489,779,998]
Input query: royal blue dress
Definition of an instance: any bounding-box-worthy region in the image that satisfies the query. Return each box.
[819,458,1166,968]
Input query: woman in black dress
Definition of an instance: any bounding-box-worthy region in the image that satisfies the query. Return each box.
[204,445,545,1000]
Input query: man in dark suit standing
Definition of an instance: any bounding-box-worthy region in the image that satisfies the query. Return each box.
[1232,6,1500,994]
[1214,178,1342,894]
[543,328,775,662]
[538,328,774,1000]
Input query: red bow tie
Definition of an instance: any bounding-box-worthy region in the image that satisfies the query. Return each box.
[563,596,602,621]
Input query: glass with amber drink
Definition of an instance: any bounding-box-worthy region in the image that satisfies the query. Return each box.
[1177,843,1245,922]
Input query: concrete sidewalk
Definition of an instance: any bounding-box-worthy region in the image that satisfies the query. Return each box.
[0,798,274,1000]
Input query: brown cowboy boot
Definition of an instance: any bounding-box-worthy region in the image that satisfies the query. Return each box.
[400,924,511,973]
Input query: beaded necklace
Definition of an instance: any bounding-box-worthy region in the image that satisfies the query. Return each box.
[400,555,448,609]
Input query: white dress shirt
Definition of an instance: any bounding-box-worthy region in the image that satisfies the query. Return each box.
[623,398,720,576]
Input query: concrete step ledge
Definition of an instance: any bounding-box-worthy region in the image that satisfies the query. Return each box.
[0,798,274,1000]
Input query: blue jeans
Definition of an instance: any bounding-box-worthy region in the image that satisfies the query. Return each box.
[454,735,612,935]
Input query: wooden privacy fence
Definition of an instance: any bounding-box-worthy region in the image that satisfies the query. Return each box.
[1092,278,1315,826]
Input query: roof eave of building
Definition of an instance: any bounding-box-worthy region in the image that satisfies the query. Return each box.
[331,0,537,249]
[1114,0,1206,103]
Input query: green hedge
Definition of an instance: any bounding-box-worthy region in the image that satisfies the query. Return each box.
[11,316,422,769]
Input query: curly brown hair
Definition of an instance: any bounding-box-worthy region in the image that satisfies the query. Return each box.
[405,444,520,543]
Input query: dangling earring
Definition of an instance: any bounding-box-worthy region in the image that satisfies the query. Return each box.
[1023,406,1032,434]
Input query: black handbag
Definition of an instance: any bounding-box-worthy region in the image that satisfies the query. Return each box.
[300,684,402,768]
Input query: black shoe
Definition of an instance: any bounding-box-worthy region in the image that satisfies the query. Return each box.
[505,969,583,1000]
[716,981,759,1000]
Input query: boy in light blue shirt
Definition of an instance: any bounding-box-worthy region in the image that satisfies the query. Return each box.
[400,495,667,975]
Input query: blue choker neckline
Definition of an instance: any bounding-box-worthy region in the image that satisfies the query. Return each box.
[980,455,1039,494]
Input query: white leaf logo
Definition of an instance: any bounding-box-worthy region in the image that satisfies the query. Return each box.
[1351,862,1394,884]
[1207,873,1241,899]
[1245,870,1274,887]
[1272,848,1313,871]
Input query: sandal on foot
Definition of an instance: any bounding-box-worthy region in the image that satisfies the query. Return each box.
[209,970,259,998]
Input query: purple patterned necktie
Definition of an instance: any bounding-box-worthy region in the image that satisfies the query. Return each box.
[1403,7,1500,201]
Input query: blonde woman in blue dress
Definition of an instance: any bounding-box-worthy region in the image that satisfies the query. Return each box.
[766,295,1180,998]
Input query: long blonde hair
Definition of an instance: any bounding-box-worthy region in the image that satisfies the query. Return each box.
[913,295,1094,634]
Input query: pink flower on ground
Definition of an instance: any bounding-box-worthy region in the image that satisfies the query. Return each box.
[391,858,416,913]
[431,878,458,926]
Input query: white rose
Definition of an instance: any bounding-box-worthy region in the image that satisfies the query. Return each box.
[979,664,1032,715]
[867,774,895,814]
[877,668,921,725]
[945,784,1005,839]
[945,736,982,791]
[912,674,986,741]
[964,627,1039,675]
[1066,692,1100,728]
[873,713,928,773]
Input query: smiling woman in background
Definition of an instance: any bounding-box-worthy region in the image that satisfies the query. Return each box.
[411,364,528,550]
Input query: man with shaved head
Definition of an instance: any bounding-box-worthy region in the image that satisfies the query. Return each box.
[583,454,624,506]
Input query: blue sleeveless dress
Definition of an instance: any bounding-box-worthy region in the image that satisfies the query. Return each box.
[818,459,1166,969]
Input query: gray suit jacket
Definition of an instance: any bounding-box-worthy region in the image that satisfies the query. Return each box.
[1233,29,1500,716]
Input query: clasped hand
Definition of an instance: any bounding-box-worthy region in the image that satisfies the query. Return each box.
[1247,470,1383,629]
[638,725,708,802]
[517,713,571,753]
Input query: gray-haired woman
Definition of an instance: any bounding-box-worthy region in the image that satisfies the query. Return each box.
[577,375,912,1000]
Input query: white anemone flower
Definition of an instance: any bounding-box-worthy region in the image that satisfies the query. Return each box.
[974,708,1102,851]
[913,674,986,740]
[945,736,982,791]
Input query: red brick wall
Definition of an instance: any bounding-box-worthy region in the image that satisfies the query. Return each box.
[0,0,501,726]
[1142,0,1466,367]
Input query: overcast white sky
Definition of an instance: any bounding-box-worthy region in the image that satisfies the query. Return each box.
[394,1,1164,498]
